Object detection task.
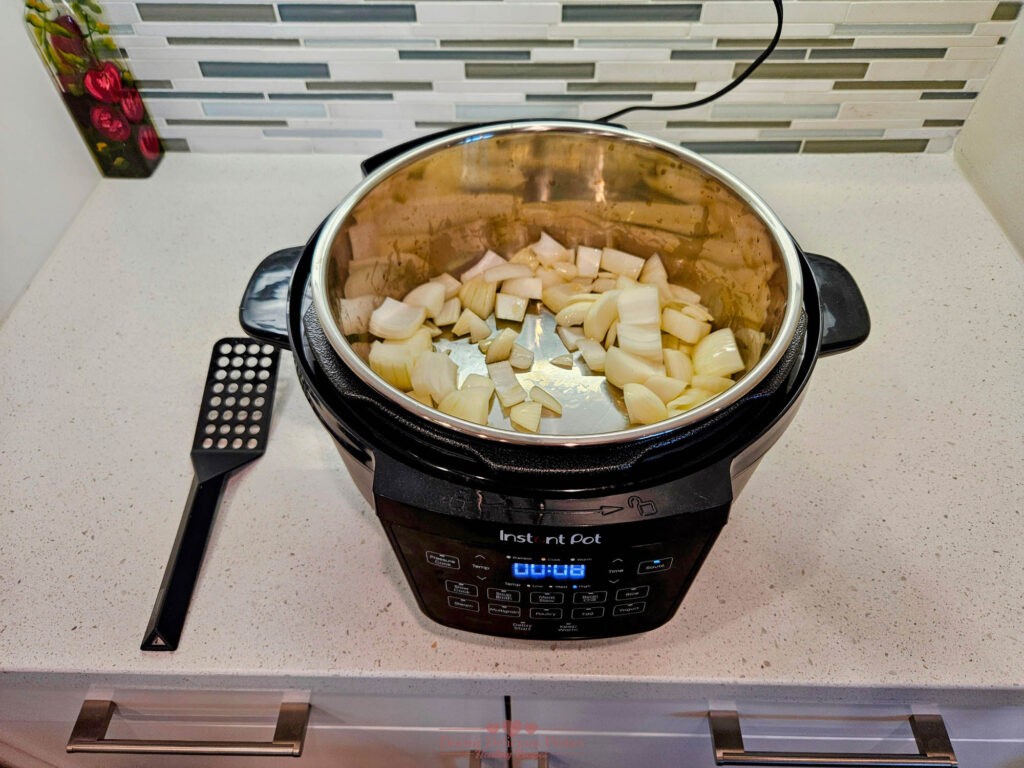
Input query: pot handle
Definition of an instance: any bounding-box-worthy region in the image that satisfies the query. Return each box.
[239,246,304,349]
[804,252,871,356]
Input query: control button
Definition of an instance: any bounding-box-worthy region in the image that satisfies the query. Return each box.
[445,580,479,597]
[426,551,460,570]
[571,606,605,620]
[488,604,521,618]
[637,557,673,575]
[447,596,480,612]
[529,607,563,620]
[470,555,493,580]
[615,586,650,601]
[573,591,608,605]
[612,601,646,617]
[487,588,521,603]
[530,592,564,605]
[607,558,626,577]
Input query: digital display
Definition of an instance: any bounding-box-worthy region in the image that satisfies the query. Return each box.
[512,562,586,581]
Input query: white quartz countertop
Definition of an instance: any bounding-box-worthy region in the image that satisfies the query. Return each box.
[1,152,1022,698]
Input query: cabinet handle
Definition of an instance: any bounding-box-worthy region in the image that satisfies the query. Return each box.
[66,699,309,756]
[709,710,957,767]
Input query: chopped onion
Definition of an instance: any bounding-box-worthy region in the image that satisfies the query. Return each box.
[639,253,668,284]
[478,337,493,353]
[693,328,745,377]
[430,272,462,300]
[690,374,735,394]
[487,361,527,408]
[554,301,595,328]
[384,327,433,354]
[662,307,711,345]
[604,320,618,349]
[552,262,579,280]
[403,281,446,319]
[510,401,543,432]
[485,263,534,283]
[495,293,528,322]
[434,297,461,327]
[532,232,570,263]
[461,373,496,396]
[667,388,714,413]
[550,353,574,368]
[459,277,497,320]
[501,277,543,300]
[438,387,491,425]
[461,250,505,283]
[583,290,620,342]
[536,268,566,289]
[643,375,688,404]
[338,295,382,336]
[604,347,665,389]
[616,285,661,327]
[369,340,417,390]
[529,385,562,415]
[409,389,433,406]
[623,383,668,425]
[575,245,602,277]
[662,348,693,385]
[542,282,588,314]
[485,327,518,363]
[669,283,702,305]
[509,343,535,371]
[556,325,584,352]
[576,338,607,373]
[616,323,663,362]
[411,350,458,405]
[600,247,645,279]
[590,277,618,293]
[451,308,491,342]
[369,298,427,340]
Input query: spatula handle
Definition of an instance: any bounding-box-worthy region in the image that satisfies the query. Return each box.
[141,473,229,651]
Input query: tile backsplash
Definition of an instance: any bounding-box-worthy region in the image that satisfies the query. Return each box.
[97,0,1021,154]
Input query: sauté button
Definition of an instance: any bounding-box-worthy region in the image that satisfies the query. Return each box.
[447,596,480,612]
[637,557,673,575]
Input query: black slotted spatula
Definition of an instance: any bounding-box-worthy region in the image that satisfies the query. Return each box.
[141,338,280,651]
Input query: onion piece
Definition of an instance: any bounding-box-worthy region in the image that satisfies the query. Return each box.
[663,348,693,385]
[617,285,661,327]
[616,323,663,362]
[501,277,543,300]
[550,353,574,368]
[510,401,543,432]
[639,254,668,284]
[459,277,497,320]
[485,327,518,363]
[529,385,562,415]
[554,301,595,328]
[451,308,491,342]
[601,247,645,279]
[437,387,491,425]
[369,298,427,340]
[430,272,462,300]
[590,277,618,293]
[485,263,534,283]
[583,290,620,342]
[403,281,446,318]
[434,297,461,327]
[495,293,528,322]
[575,245,602,277]
[461,250,505,283]
[509,343,535,371]
[461,373,496,396]
[338,295,383,336]
[604,347,665,389]
[604,320,618,350]
[693,328,745,377]
[667,388,714,413]
[369,340,417,390]
[487,361,528,408]
[576,338,607,373]
[532,232,571,263]
[556,326,584,352]
[690,374,735,394]
[662,307,711,345]
[542,282,589,314]
[411,350,458,405]
[623,383,668,425]
[643,375,688,404]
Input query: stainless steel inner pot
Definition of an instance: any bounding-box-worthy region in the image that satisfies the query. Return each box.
[311,121,803,445]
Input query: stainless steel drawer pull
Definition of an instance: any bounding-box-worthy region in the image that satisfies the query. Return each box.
[709,710,957,767]
[67,699,309,756]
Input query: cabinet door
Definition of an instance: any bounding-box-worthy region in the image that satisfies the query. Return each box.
[0,686,506,768]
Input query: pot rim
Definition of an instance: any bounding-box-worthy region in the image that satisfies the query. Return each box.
[311,120,805,447]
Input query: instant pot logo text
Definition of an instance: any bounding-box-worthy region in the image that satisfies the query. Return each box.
[499,529,602,545]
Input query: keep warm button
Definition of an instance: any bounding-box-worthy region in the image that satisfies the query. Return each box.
[637,557,673,575]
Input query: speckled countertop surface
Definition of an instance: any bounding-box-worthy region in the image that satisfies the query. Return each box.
[1,153,1022,699]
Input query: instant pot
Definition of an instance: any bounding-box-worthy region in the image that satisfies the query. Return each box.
[240,122,870,640]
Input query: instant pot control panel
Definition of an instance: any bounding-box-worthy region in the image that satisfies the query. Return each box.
[375,490,730,640]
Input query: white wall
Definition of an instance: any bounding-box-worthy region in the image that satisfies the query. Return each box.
[0,3,99,322]
[955,17,1024,255]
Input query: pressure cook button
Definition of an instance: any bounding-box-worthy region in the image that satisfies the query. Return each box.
[612,602,646,617]
[615,586,650,601]
[529,607,563,620]
[447,596,480,612]
[487,588,521,603]
[488,604,521,618]
[573,591,608,604]
[426,551,460,570]
[445,580,479,597]
[571,607,605,620]
[530,592,564,605]
[637,557,673,575]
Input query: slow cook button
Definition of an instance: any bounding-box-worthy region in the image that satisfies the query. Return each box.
[445,580,478,597]
[529,607,563,620]
[530,592,564,605]
[488,604,521,618]
[615,585,650,601]
[612,601,646,617]
[573,591,608,604]
[447,596,480,612]
[637,557,673,575]
[571,606,605,620]
[426,551,460,570]
[487,588,521,603]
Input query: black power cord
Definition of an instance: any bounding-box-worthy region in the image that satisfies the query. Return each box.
[597,0,784,123]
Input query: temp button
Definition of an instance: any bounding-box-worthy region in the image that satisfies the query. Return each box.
[426,551,460,570]
[637,557,673,575]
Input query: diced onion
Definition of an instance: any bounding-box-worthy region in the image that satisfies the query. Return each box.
[604,347,665,389]
[532,232,570,263]
[576,338,607,373]
[509,343,535,371]
[495,293,528,322]
[643,375,688,403]
[617,285,661,327]
[662,307,711,345]
[430,272,461,300]
[403,281,446,319]
[667,388,714,413]
[485,327,518,363]
[487,361,527,408]
[411,351,458,405]
[575,245,602,277]
[639,254,668,284]
[549,353,574,368]
[369,298,427,340]
[510,401,543,432]
[461,373,495,396]
[529,385,562,415]
[663,348,693,385]
[556,326,583,352]
[554,301,595,328]
[693,328,745,377]
[437,387,491,425]
[501,277,543,300]
[459,277,497,320]
[616,323,663,362]
[583,290,620,342]
[690,374,735,394]
[451,308,491,342]
[461,250,505,282]
[369,340,417,390]
[601,247,645,279]
[434,297,461,327]
[623,383,668,425]
[485,263,534,283]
